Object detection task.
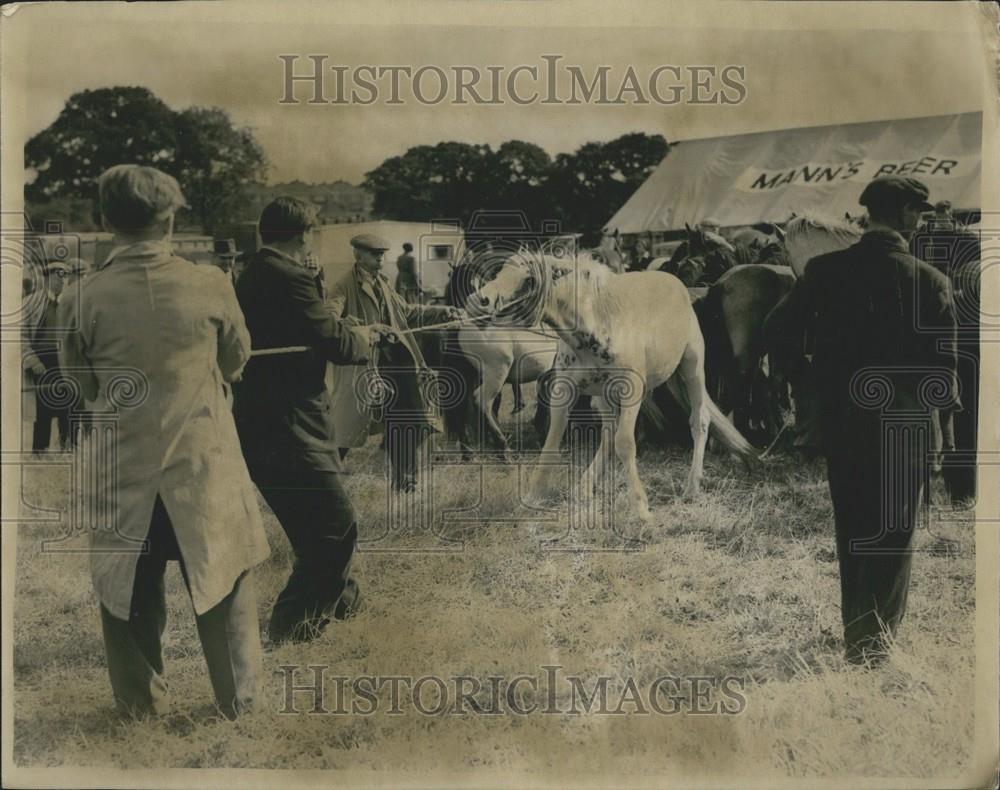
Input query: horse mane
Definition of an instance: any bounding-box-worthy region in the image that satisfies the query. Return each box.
[539,251,622,329]
[784,212,863,244]
[784,212,863,275]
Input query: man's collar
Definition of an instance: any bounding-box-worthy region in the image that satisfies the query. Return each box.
[355,263,382,282]
[259,245,307,269]
[100,240,171,269]
[861,228,909,252]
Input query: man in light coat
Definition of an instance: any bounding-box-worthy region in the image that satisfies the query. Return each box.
[59,165,270,718]
[329,233,461,492]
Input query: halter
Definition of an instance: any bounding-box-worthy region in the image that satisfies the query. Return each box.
[473,251,554,329]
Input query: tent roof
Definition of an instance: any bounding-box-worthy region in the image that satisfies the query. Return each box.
[605,112,982,234]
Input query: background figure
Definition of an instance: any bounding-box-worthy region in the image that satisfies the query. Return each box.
[926,199,959,231]
[22,259,79,453]
[911,218,981,502]
[395,242,421,303]
[630,239,653,272]
[212,238,239,278]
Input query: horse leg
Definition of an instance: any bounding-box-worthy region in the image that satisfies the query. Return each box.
[475,365,511,458]
[613,402,651,522]
[529,397,571,504]
[679,342,711,498]
[491,390,503,421]
[583,395,612,495]
[510,381,526,414]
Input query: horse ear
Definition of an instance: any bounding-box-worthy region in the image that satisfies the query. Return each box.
[685,222,693,233]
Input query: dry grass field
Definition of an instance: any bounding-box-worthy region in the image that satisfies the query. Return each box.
[11,393,978,784]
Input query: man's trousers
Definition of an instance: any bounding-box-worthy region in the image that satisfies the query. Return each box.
[247,458,361,644]
[825,424,925,664]
[99,496,263,719]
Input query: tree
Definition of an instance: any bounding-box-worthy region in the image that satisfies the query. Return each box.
[363,133,667,235]
[546,132,668,232]
[174,107,268,233]
[25,87,180,202]
[363,142,502,226]
[25,87,269,233]
[493,141,553,226]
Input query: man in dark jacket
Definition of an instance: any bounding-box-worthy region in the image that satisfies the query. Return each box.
[233,197,393,644]
[765,176,959,665]
[394,242,420,302]
[23,260,75,452]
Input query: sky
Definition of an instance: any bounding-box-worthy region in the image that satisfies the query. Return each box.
[9,1,988,186]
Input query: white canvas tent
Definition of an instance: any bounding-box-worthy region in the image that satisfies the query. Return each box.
[605,112,982,234]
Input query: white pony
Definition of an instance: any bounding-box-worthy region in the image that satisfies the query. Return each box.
[454,325,558,453]
[783,213,864,278]
[471,252,758,521]
[450,239,622,454]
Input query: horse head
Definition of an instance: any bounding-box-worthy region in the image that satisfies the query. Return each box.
[675,256,707,288]
[468,252,544,324]
[783,213,863,277]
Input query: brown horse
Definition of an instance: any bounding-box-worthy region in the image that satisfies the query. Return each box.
[649,225,742,286]
[692,264,796,441]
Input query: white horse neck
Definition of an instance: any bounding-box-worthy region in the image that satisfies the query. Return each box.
[545,260,616,340]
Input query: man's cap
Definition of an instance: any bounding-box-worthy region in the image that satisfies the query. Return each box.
[213,238,238,256]
[859,176,934,212]
[698,217,721,230]
[350,233,391,252]
[935,199,952,212]
[43,260,71,275]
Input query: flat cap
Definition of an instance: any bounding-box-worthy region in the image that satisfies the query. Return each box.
[43,260,71,275]
[213,238,237,256]
[350,233,391,252]
[859,175,934,212]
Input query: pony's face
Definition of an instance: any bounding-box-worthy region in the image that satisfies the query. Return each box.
[468,257,534,316]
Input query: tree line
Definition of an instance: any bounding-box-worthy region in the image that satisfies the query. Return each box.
[25,86,669,236]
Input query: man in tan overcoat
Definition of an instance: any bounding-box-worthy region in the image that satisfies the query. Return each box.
[329,233,461,491]
[59,165,270,718]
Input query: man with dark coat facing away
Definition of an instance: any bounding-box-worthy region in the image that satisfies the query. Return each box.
[765,175,959,666]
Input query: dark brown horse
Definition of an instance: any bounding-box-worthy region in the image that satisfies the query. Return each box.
[692,264,796,442]
[649,225,743,286]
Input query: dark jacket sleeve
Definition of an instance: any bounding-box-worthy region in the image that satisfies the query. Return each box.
[285,266,368,365]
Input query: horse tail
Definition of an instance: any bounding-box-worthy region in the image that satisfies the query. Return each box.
[665,377,761,472]
[692,285,730,403]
